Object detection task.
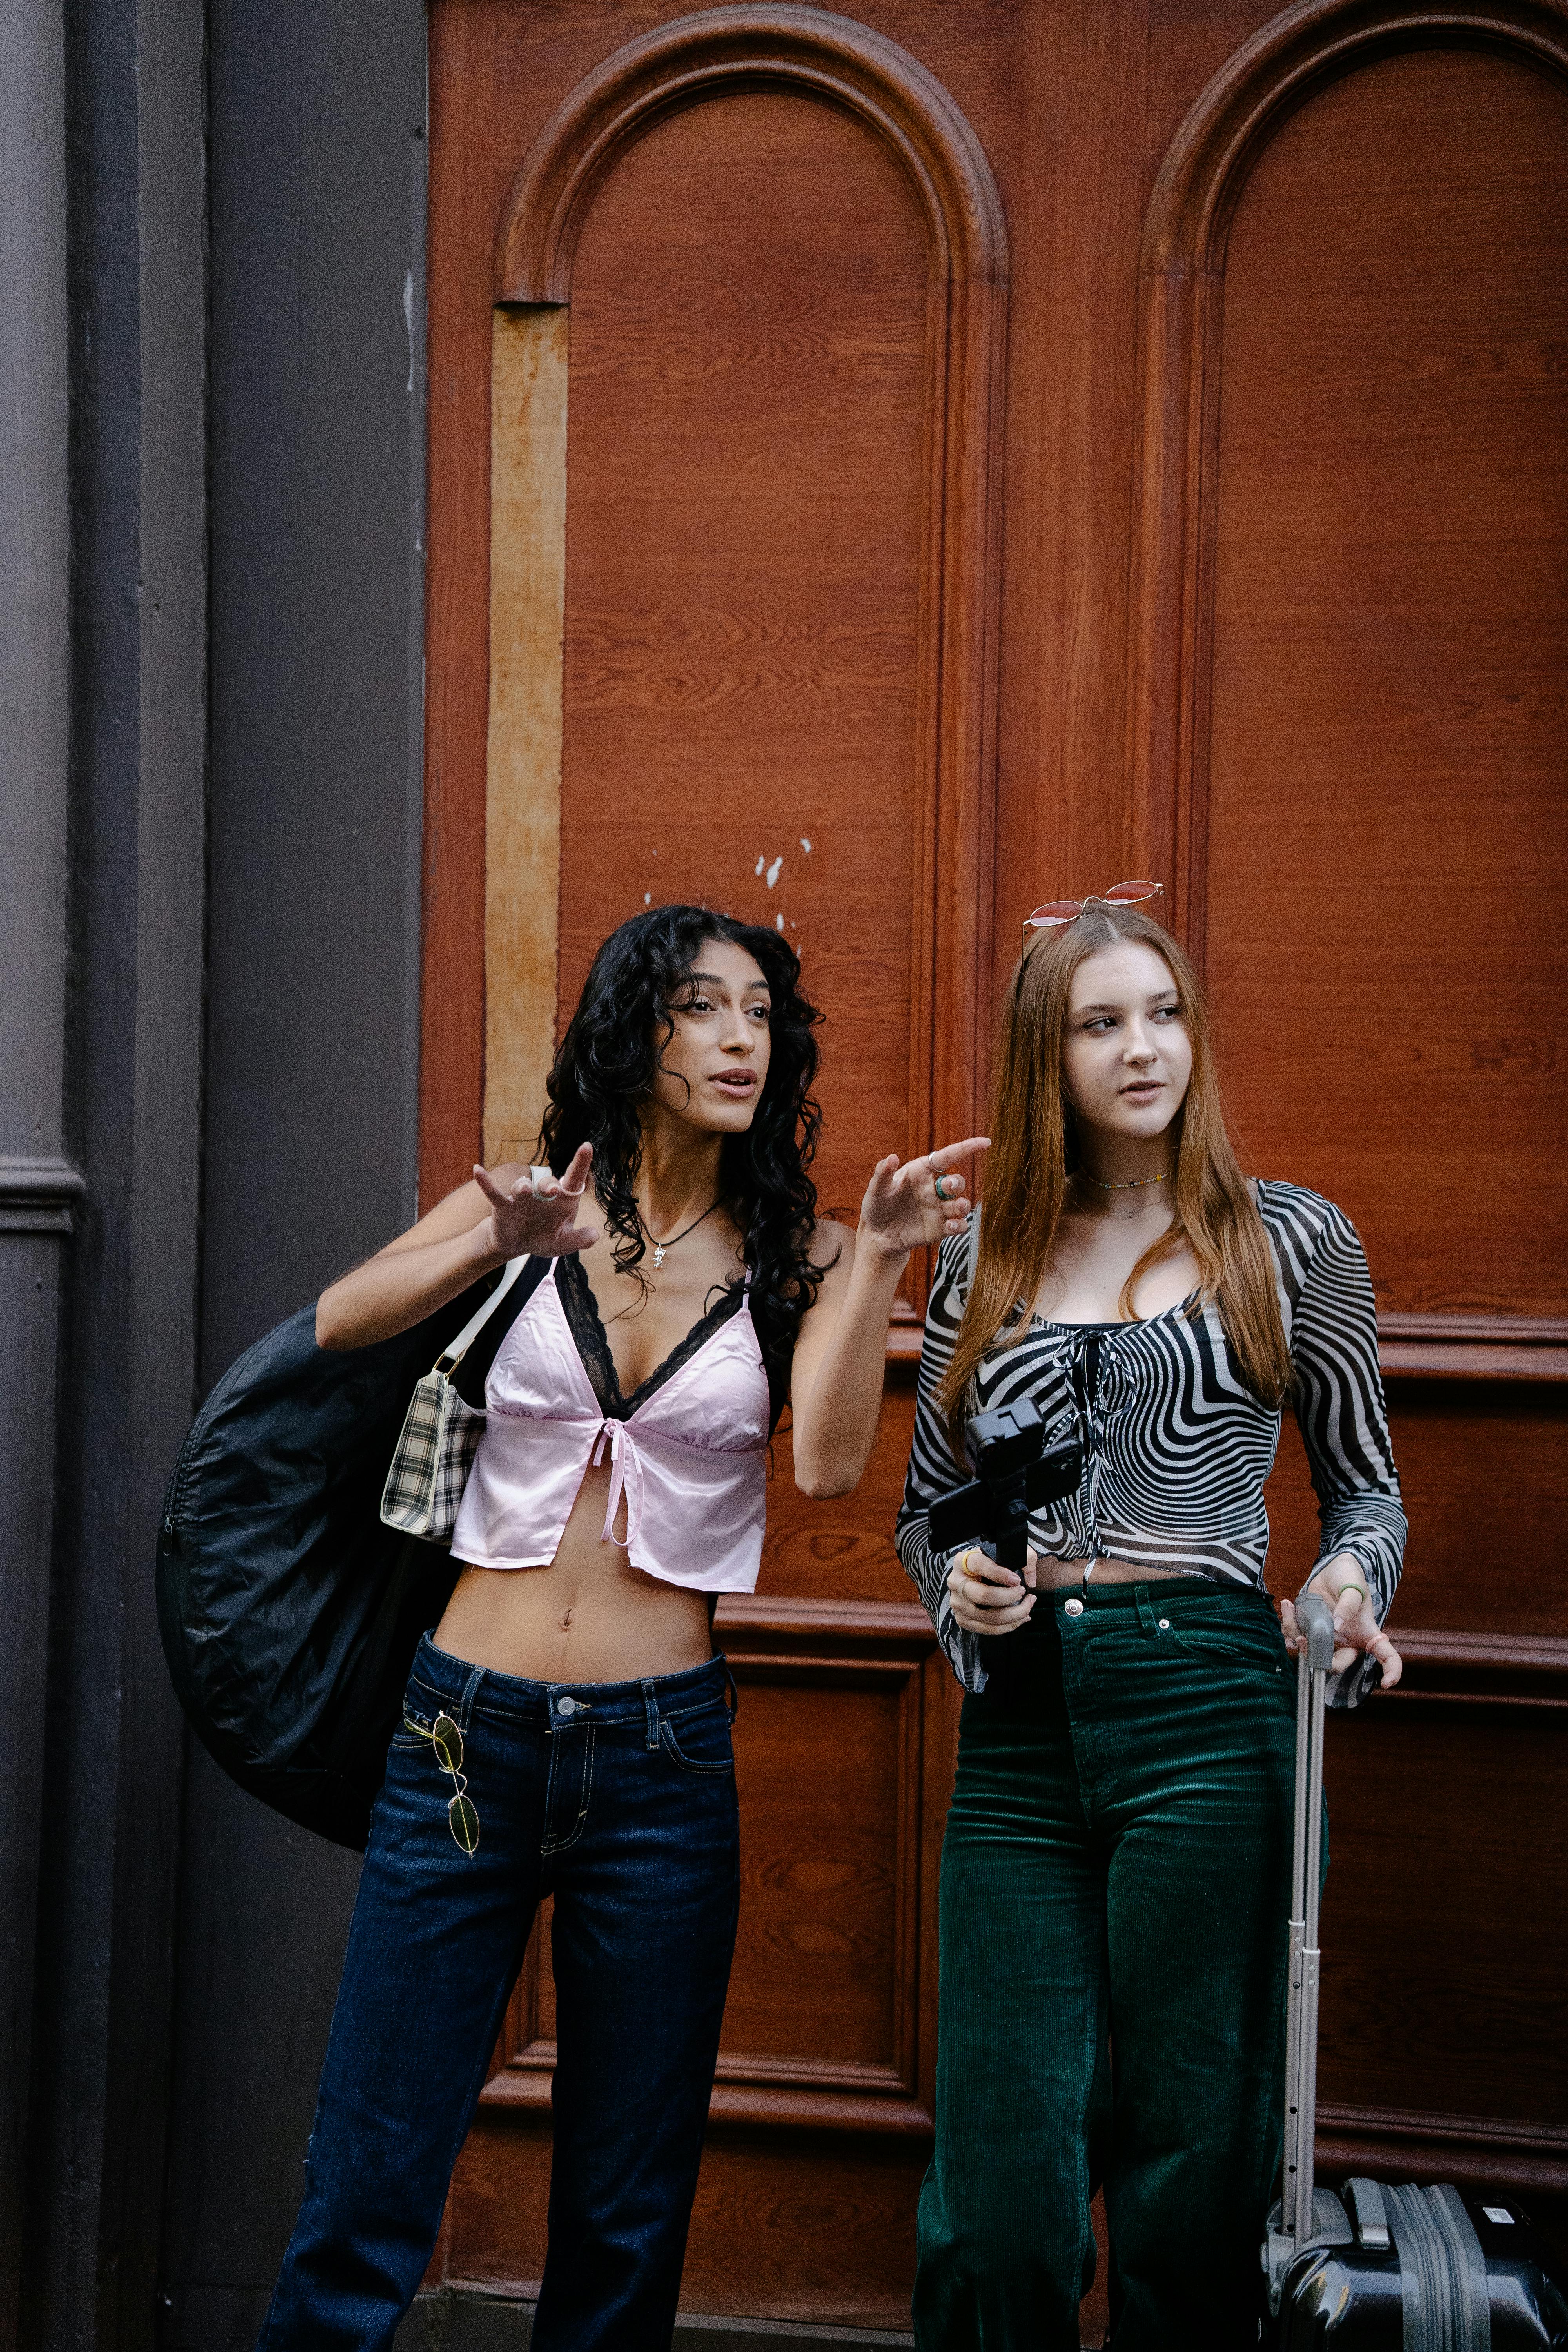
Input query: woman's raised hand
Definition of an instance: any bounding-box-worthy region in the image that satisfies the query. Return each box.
[472,1143,601,1261]
[1280,1555,1403,1690]
[858,1138,990,1261]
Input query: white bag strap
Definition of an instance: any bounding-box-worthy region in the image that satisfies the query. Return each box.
[434,1255,530,1374]
[965,1204,981,1296]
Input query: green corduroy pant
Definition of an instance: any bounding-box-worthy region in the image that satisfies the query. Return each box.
[914,1578,1312,2351]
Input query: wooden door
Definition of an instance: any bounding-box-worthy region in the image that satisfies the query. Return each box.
[1128,12,1568,2223]
[421,0,1567,2328]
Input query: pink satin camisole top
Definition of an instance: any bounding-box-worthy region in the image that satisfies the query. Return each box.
[448,1257,772,1594]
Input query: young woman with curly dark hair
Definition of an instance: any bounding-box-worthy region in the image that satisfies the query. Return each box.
[259,905,984,2352]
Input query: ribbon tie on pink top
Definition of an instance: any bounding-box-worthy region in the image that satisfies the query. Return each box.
[592,1420,646,1550]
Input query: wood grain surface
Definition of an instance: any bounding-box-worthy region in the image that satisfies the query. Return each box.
[424,0,1568,2330]
[484,308,568,1166]
[1141,6,1568,2267]
[1203,44,1568,1318]
[1317,1697,1568,2131]
[556,87,929,1234]
[427,0,1009,1235]
[1266,1376,1568,1636]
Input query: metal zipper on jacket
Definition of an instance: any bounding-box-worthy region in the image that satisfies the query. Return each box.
[161,1378,227,1538]
[162,1442,202,1541]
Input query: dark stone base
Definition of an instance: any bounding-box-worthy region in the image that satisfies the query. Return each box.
[392,2293,915,2352]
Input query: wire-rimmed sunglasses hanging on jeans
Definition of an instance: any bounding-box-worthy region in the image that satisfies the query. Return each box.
[256,1637,741,2352]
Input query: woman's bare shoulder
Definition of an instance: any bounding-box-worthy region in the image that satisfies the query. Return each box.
[809,1216,854,1276]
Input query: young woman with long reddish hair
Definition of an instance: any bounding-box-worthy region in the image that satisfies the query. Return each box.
[896,890,1405,2350]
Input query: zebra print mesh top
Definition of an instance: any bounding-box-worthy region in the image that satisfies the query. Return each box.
[895,1179,1406,1698]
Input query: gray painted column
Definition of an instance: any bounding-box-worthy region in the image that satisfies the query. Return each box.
[158,6,428,2345]
[16,0,208,2345]
[0,3,74,2338]
[8,0,424,2336]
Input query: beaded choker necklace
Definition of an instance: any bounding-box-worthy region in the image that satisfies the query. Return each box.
[1081,1170,1170,1193]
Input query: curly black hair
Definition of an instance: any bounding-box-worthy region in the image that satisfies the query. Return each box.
[538,904,830,1365]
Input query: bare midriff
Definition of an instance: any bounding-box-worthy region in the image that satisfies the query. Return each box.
[1034,1555,1192,1589]
[434,1457,715,1684]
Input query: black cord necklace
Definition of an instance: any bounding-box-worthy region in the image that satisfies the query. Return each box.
[642,1196,722,1270]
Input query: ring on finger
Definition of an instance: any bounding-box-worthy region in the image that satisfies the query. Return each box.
[934,1172,957,1201]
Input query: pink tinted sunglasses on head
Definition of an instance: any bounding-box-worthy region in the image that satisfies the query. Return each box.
[1022,879,1164,949]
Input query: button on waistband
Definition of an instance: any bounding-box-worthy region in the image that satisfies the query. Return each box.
[1063,1596,1084,1617]
[556,1695,580,1716]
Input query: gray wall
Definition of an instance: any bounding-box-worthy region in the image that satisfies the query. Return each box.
[0,4,73,2339]
[15,0,207,2344]
[159,5,428,2346]
[0,0,426,2341]
[5,5,426,2340]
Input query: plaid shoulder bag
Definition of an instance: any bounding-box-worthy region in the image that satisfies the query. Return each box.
[380,1256,535,1543]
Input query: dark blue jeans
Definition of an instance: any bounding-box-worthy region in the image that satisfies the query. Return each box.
[258,1636,740,2352]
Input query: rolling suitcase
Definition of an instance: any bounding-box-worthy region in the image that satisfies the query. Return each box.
[1264,1593,1568,2346]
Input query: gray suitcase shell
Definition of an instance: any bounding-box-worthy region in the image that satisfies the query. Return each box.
[1264,1597,1568,2345]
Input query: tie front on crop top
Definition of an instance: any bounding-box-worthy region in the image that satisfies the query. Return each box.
[448,1255,771,1593]
[896,1179,1407,1704]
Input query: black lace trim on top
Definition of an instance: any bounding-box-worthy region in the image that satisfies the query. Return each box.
[554,1250,747,1423]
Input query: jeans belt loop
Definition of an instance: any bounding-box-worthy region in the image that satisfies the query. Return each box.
[721,1660,739,1725]
[456,1662,485,1731]
[1134,1584,1160,1635]
[641,1677,661,1750]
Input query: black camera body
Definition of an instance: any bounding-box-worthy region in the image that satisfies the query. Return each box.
[927,1400,1082,1571]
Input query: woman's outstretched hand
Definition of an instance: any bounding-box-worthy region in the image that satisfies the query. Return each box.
[472,1143,601,1260]
[858,1137,990,1262]
[1280,1554,1403,1690]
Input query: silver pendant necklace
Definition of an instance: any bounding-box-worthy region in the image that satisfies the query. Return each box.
[643,1196,721,1270]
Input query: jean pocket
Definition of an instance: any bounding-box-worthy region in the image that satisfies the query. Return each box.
[659,1708,735,1776]
[1165,1621,1289,1678]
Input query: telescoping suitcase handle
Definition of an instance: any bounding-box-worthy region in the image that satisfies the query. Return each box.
[1280,1592,1337,2255]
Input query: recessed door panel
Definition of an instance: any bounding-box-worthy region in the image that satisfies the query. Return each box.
[558,91,929,1221]
[1203,49,1568,1316]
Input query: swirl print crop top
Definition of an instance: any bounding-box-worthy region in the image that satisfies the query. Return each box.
[448,1254,771,1593]
[895,1180,1406,1698]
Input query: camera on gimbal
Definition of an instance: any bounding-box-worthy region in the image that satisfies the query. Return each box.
[928,1400,1082,1572]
